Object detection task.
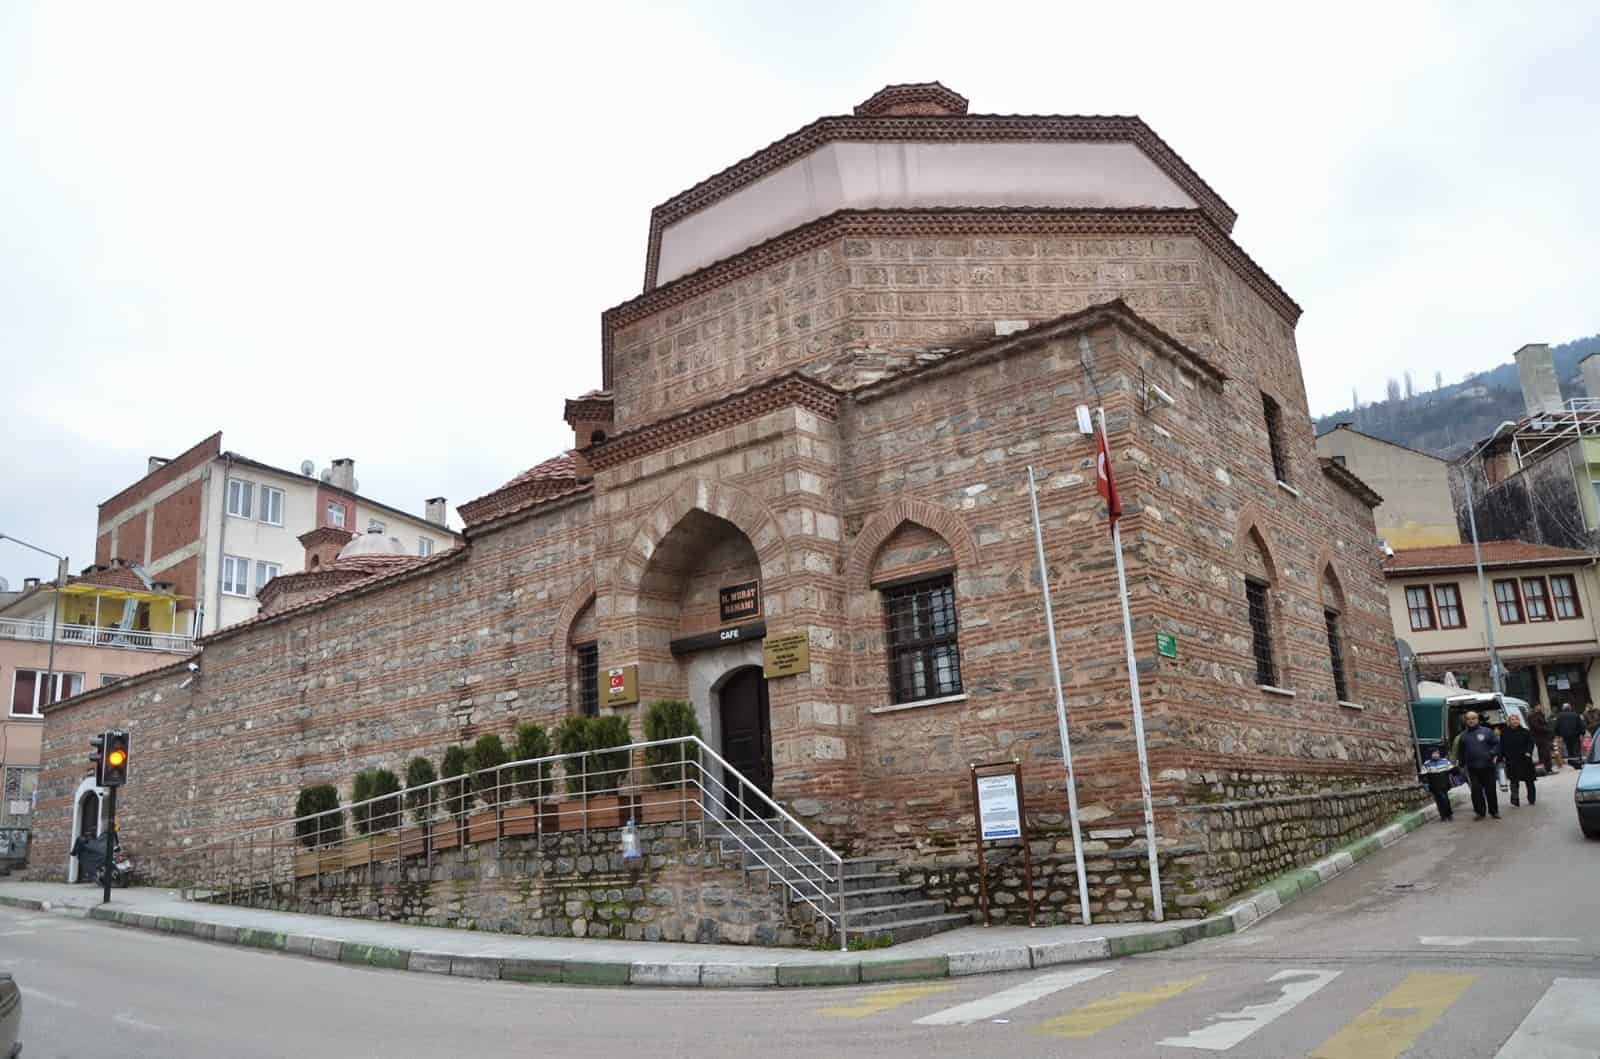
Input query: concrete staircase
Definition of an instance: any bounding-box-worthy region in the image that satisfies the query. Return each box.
[709,815,970,946]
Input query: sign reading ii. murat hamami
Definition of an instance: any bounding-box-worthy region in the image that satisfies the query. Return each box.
[719,581,760,623]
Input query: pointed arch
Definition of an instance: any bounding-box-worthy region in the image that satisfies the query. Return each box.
[615,477,789,596]
[1234,506,1279,586]
[847,497,979,587]
[550,574,597,657]
[1319,560,1348,613]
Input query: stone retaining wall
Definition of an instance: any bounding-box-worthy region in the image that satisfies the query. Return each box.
[223,823,819,948]
[899,774,1426,926]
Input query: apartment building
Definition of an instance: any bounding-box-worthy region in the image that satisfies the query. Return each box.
[1385,541,1600,709]
[93,433,461,635]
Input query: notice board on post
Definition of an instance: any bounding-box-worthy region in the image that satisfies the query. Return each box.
[969,759,1036,927]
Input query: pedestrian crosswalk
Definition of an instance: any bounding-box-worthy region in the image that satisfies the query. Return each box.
[816,965,1600,1057]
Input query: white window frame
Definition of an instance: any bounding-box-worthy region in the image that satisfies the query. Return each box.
[259,485,285,526]
[255,561,282,593]
[326,501,346,528]
[225,478,254,519]
[9,669,85,718]
[418,537,433,557]
[221,554,252,597]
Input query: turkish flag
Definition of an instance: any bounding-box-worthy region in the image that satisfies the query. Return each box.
[1095,427,1121,529]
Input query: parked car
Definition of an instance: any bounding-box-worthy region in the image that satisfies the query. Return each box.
[1577,736,1600,840]
[0,970,20,1058]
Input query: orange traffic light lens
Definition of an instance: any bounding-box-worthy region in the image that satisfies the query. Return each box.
[107,749,126,767]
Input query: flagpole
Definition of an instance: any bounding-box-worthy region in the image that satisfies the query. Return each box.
[1026,464,1093,926]
[1099,407,1164,922]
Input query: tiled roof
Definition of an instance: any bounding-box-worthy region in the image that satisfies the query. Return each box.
[202,546,466,645]
[1319,457,1384,508]
[1384,541,1595,574]
[67,566,152,593]
[457,451,591,529]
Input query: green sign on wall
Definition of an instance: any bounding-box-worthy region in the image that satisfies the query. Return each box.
[1156,632,1178,660]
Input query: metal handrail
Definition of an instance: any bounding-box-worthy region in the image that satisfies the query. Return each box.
[170,735,849,949]
[0,617,193,654]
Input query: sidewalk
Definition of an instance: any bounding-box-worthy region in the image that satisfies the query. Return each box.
[0,803,1437,988]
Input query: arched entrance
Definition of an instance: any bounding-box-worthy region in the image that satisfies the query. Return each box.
[67,777,105,883]
[717,666,773,818]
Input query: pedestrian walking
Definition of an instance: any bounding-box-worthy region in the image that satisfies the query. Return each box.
[1453,710,1501,819]
[1585,705,1600,736]
[1530,709,1554,775]
[1500,712,1536,806]
[1554,703,1586,770]
[1420,749,1455,821]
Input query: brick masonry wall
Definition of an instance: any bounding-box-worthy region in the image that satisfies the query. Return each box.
[270,823,814,947]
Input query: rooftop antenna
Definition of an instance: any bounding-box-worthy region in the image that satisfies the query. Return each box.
[300,460,315,477]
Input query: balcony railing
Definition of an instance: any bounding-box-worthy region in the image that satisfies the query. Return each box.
[0,617,194,654]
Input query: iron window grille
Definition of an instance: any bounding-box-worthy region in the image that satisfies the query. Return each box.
[1246,578,1276,686]
[1433,583,1465,629]
[1405,586,1436,631]
[1520,577,1552,621]
[1325,609,1349,702]
[883,575,962,704]
[1262,394,1289,484]
[575,642,599,716]
[1493,579,1525,624]
[1551,574,1582,619]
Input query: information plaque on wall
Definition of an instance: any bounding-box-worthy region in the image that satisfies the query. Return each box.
[762,631,810,679]
[975,772,1022,840]
[719,581,760,623]
[605,664,639,707]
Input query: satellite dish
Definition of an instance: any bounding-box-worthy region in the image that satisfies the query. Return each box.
[320,469,333,483]
[300,460,315,476]
[0,576,9,592]
[352,479,359,493]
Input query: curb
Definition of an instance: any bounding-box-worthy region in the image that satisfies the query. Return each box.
[0,804,1434,989]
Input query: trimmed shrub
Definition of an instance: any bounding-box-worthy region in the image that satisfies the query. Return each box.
[404,756,436,824]
[294,784,342,848]
[470,734,510,806]
[511,722,552,802]
[440,745,472,817]
[642,699,701,785]
[554,715,593,795]
[586,713,633,795]
[351,768,401,834]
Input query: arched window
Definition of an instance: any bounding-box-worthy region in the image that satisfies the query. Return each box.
[1322,567,1350,703]
[1241,527,1278,688]
[568,599,598,716]
[872,521,962,704]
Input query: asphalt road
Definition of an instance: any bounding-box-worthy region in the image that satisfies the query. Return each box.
[3,770,1595,1059]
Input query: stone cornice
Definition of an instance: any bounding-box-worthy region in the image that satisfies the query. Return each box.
[586,372,843,471]
[602,207,1301,388]
[563,393,614,428]
[641,114,1238,290]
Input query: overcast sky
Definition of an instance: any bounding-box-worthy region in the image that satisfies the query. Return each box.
[3,1,1597,585]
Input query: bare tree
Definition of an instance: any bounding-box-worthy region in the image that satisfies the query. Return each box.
[1434,370,1444,392]
[1404,372,1415,400]
[1386,377,1402,403]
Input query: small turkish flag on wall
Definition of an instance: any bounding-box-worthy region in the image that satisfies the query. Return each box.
[1095,427,1121,529]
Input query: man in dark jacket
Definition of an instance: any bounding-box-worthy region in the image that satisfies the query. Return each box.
[1554,703,1586,769]
[1530,709,1554,774]
[1454,711,1501,819]
[1500,712,1536,806]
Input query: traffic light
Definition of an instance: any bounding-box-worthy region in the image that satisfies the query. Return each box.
[101,730,130,787]
[88,732,105,783]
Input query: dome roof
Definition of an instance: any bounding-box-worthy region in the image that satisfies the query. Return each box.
[337,527,411,560]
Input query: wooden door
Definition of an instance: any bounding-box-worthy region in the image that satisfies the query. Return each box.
[719,667,773,818]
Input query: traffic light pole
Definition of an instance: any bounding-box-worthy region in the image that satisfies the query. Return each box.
[102,786,117,905]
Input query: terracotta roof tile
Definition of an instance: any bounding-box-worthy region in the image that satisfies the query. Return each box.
[68,566,151,593]
[1384,541,1594,574]
[457,451,591,528]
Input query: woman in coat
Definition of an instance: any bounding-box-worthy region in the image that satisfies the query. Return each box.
[1530,709,1555,775]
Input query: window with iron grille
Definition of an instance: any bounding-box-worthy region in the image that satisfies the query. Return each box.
[1246,578,1276,686]
[883,575,962,704]
[575,642,599,716]
[1405,586,1436,631]
[1551,574,1582,619]
[1433,583,1465,629]
[1493,579,1524,624]
[1325,609,1349,702]
[1262,394,1289,483]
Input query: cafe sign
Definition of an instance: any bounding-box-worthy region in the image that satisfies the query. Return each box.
[719,580,760,623]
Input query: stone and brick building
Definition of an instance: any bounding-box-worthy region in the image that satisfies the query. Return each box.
[30,83,1417,929]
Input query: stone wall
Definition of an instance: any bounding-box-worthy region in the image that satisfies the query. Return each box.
[264,822,816,947]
